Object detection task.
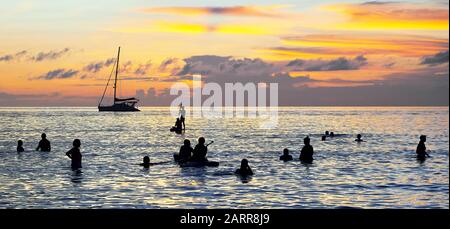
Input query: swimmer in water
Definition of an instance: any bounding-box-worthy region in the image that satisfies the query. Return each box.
[36,133,51,152]
[299,136,314,163]
[279,148,293,162]
[17,140,24,153]
[321,135,327,141]
[139,156,170,168]
[355,134,364,142]
[140,156,152,168]
[325,131,330,136]
[235,159,253,176]
[330,132,335,137]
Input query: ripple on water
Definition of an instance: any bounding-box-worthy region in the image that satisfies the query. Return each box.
[0,107,448,208]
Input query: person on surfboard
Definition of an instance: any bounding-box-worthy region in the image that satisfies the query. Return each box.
[179,103,186,130]
[176,139,193,163]
[170,118,183,132]
[190,137,208,162]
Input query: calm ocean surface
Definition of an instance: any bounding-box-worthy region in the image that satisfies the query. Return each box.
[0,107,448,209]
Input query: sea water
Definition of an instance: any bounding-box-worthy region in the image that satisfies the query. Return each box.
[0,107,448,208]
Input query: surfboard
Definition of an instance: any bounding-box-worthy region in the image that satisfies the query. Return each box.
[179,161,219,168]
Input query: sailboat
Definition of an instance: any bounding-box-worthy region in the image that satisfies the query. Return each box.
[98,47,140,112]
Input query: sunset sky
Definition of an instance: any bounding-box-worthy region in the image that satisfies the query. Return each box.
[0,0,448,106]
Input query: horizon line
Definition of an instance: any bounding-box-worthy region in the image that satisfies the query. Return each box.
[0,105,448,108]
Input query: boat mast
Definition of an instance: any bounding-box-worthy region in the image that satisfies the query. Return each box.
[113,47,120,104]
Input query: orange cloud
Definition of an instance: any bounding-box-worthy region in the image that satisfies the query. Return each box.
[325,2,449,30]
[118,21,280,35]
[141,5,290,18]
[261,34,449,59]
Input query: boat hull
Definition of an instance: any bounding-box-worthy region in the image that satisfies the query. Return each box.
[98,104,140,112]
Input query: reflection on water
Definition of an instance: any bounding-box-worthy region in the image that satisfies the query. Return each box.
[70,170,83,184]
[237,175,253,184]
[0,107,448,208]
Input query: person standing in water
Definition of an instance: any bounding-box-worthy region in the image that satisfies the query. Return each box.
[66,139,82,170]
[36,133,51,152]
[17,140,24,153]
[280,148,293,161]
[416,135,430,160]
[179,103,186,130]
[190,137,208,162]
[235,159,253,176]
[355,134,364,142]
[300,136,314,163]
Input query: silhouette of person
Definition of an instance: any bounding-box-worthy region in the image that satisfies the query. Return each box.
[416,135,430,160]
[179,104,186,130]
[355,134,364,142]
[140,156,169,168]
[330,132,335,137]
[175,118,182,130]
[235,159,253,176]
[321,135,327,141]
[190,137,208,162]
[280,148,293,162]
[177,139,193,163]
[171,118,183,132]
[66,139,82,170]
[300,136,314,163]
[325,131,330,136]
[36,133,51,152]
[140,156,151,168]
[17,140,24,153]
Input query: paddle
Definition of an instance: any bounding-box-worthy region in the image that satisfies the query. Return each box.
[206,141,214,147]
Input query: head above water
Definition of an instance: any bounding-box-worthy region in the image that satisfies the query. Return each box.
[41,133,46,139]
[73,139,81,148]
[283,148,289,155]
[241,159,249,167]
[18,140,23,146]
[143,156,150,164]
[183,139,191,146]
[325,131,329,136]
[304,136,310,145]
[198,137,205,145]
[357,134,362,139]
[420,135,427,142]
